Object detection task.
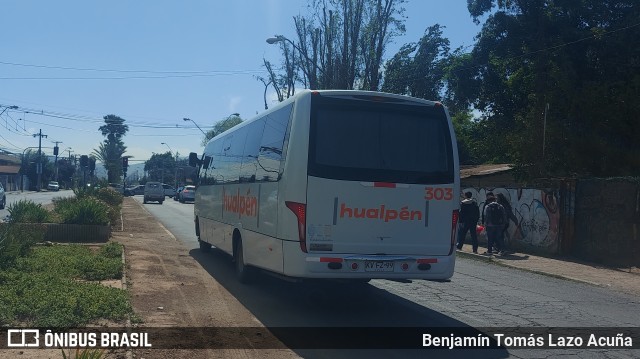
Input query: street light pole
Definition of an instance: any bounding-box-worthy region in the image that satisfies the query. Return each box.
[267,35,325,87]
[183,118,207,136]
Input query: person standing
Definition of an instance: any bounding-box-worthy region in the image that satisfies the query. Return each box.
[457,191,480,253]
[496,192,517,254]
[483,192,507,255]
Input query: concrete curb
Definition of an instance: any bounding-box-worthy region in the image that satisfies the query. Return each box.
[456,250,606,288]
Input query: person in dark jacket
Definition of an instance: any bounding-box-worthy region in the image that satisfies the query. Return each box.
[456,191,480,253]
[496,192,518,254]
[483,192,507,255]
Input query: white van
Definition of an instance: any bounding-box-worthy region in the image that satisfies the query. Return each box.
[190,90,460,283]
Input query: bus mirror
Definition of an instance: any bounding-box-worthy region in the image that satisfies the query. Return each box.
[188,152,201,167]
[202,156,212,170]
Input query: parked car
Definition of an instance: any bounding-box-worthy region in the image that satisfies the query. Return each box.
[108,183,124,194]
[162,184,176,198]
[125,185,144,196]
[47,181,60,191]
[143,182,164,204]
[0,182,5,209]
[174,186,184,201]
[179,185,196,203]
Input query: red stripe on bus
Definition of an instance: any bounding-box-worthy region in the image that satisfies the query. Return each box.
[417,258,438,264]
[374,182,396,188]
[320,257,344,263]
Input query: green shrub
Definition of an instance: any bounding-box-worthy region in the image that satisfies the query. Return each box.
[99,241,123,258]
[78,255,123,281]
[7,200,51,223]
[0,271,131,327]
[0,224,45,269]
[93,188,123,208]
[0,243,130,327]
[54,198,110,225]
[72,187,121,225]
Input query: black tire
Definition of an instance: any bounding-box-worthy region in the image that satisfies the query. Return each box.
[143,197,147,204]
[199,240,212,252]
[159,201,163,205]
[0,198,4,210]
[234,239,254,284]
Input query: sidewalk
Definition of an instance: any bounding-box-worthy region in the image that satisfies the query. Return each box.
[456,243,640,297]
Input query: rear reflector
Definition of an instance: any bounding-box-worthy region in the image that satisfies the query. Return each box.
[449,209,460,255]
[285,201,307,253]
[417,258,438,264]
[319,257,343,263]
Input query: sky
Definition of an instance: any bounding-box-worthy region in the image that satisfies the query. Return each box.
[0,0,482,167]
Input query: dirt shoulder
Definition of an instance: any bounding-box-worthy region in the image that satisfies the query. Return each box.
[111,197,299,359]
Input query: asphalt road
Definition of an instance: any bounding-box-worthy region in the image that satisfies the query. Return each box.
[130,196,640,358]
[0,189,73,220]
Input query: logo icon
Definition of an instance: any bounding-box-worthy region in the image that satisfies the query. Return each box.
[7,329,40,347]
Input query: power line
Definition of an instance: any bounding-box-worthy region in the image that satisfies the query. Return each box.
[0,59,263,75]
[0,72,263,81]
[0,104,215,131]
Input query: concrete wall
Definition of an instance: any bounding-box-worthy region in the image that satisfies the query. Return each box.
[573,178,640,266]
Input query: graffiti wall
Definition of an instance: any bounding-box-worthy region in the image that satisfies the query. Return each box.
[463,187,561,253]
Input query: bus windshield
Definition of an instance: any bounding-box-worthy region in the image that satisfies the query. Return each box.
[308,95,454,184]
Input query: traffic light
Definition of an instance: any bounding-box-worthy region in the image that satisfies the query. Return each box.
[122,157,129,168]
[89,157,96,171]
[53,146,59,156]
[80,155,88,167]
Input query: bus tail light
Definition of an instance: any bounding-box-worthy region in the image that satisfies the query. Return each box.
[449,209,459,255]
[285,201,307,253]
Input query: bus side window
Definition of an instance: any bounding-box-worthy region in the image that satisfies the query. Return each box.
[224,127,248,184]
[256,104,292,182]
[240,119,266,183]
[208,140,224,184]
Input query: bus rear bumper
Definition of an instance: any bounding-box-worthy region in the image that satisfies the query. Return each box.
[282,242,455,280]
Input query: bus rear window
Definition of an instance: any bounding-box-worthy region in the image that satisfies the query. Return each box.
[308,98,454,184]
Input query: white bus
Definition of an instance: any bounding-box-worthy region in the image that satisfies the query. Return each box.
[190,90,459,283]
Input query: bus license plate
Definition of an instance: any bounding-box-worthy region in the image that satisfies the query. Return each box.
[365,261,394,272]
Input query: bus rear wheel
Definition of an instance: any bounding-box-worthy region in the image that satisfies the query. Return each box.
[199,240,212,252]
[234,239,254,284]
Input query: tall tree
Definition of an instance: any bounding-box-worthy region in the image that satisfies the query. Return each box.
[201,114,244,146]
[382,24,451,101]
[95,114,128,183]
[20,149,53,190]
[144,152,175,183]
[264,0,405,93]
[457,0,640,177]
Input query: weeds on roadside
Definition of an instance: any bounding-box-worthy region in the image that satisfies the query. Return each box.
[61,347,105,359]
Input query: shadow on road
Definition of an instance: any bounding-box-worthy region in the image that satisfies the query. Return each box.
[190,248,510,359]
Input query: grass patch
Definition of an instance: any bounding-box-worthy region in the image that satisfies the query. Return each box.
[0,242,131,327]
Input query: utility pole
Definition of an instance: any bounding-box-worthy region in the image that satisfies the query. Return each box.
[33,129,48,192]
[52,140,62,182]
